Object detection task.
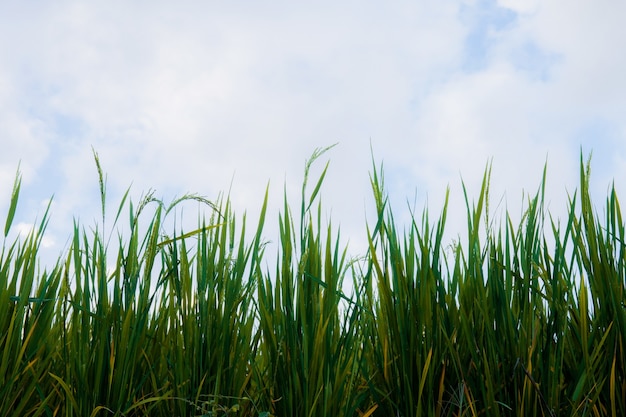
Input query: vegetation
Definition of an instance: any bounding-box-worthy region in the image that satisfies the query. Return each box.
[1,148,625,416]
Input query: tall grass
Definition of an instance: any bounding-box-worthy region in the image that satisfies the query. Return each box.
[0,149,624,416]
[255,146,372,416]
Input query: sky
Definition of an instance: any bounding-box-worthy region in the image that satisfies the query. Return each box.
[1,0,626,272]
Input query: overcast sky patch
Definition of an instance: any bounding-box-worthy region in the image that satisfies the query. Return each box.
[1,1,625,270]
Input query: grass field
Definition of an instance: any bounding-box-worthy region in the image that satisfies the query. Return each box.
[1,148,624,416]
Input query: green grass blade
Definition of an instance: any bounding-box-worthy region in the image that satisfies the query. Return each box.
[4,166,21,238]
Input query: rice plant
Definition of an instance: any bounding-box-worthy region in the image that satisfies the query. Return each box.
[254,145,374,417]
[0,149,624,416]
[0,169,60,416]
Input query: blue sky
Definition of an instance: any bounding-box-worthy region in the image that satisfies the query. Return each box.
[1,1,625,269]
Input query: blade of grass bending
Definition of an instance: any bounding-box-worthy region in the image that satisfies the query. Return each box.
[156,223,224,247]
[49,372,80,412]
[300,143,336,240]
[302,271,364,310]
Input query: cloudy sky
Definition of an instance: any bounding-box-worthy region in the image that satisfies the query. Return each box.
[1,1,625,270]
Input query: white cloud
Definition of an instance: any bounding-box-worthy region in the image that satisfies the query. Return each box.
[497,0,539,15]
[1,1,625,270]
[10,221,55,249]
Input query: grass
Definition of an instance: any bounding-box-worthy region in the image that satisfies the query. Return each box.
[0,148,625,416]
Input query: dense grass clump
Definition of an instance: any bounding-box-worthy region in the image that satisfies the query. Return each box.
[1,148,625,416]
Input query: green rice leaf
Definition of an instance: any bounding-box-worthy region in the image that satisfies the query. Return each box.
[4,167,21,237]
